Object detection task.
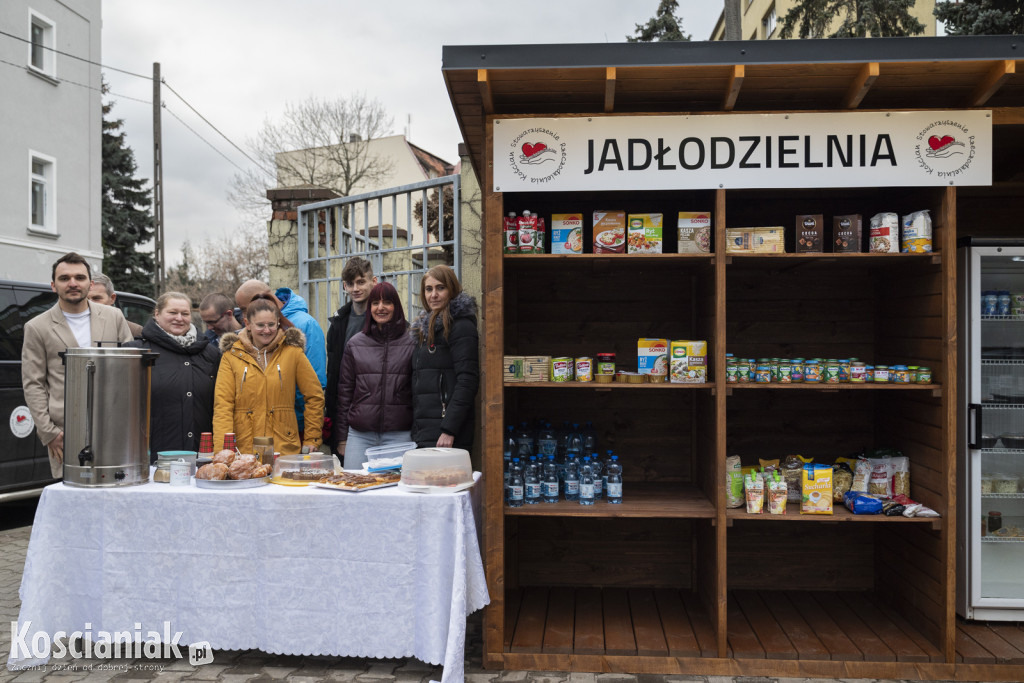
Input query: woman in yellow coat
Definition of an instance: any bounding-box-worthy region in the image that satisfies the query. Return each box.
[213,294,324,454]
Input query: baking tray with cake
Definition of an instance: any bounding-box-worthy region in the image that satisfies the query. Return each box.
[313,470,401,492]
[271,453,336,486]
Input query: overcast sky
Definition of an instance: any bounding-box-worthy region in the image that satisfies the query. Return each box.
[100,0,724,269]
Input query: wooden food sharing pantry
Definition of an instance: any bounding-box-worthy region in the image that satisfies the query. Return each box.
[442,36,1024,679]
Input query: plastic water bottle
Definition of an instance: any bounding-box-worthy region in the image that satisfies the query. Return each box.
[568,423,584,457]
[563,452,580,501]
[507,458,524,507]
[516,422,534,460]
[503,425,515,495]
[605,455,622,504]
[537,422,558,458]
[590,455,603,499]
[557,420,572,460]
[583,420,597,456]
[602,450,613,492]
[525,455,542,504]
[542,455,560,503]
[579,456,595,505]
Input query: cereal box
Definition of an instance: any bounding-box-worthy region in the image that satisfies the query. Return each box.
[795,214,824,253]
[627,213,663,254]
[725,228,785,253]
[833,214,862,253]
[551,213,584,254]
[801,464,834,515]
[677,212,712,253]
[593,210,626,254]
[637,338,668,376]
[670,340,708,384]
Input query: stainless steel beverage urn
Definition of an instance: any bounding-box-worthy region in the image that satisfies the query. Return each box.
[61,346,158,487]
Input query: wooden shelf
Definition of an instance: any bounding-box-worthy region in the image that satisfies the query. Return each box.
[505,381,714,390]
[504,253,715,262]
[728,383,941,397]
[725,252,941,268]
[505,483,714,519]
[727,505,942,529]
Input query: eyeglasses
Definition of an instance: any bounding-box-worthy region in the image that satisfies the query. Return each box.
[252,322,278,331]
[202,310,227,326]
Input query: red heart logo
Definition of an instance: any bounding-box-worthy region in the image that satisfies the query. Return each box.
[16,415,26,422]
[522,142,547,157]
[928,135,954,151]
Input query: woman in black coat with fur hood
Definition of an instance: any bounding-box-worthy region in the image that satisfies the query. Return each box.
[410,265,479,450]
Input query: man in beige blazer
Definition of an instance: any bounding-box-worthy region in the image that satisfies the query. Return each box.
[22,253,134,478]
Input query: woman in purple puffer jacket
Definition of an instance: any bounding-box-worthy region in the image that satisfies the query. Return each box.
[335,282,415,469]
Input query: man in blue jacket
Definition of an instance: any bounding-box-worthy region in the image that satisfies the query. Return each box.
[236,280,327,433]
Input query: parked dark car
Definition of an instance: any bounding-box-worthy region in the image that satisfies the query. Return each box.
[0,280,155,500]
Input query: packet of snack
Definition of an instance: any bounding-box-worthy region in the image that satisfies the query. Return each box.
[844,491,883,515]
[783,454,812,502]
[852,457,872,493]
[768,470,787,514]
[745,471,765,514]
[801,464,833,515]
[832,461,854,502]
[726,455,744,508]
[891,456,910,498]
[868,456,894,497]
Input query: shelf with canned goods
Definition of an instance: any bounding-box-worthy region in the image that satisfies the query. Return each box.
[726,383,941,397]
[505,381,715,390]
[505,483,715,519]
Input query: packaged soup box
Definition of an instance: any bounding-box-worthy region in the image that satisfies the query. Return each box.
[551,213,584,254]
[627,213,663,254]
[593,210,626,254]
[677,212,712,253]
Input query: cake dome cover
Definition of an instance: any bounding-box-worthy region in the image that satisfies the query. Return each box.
[400,447,472,487]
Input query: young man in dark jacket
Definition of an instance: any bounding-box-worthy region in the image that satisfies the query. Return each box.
[324,257,376,454]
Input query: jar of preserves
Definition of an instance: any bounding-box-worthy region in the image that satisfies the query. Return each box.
[916,366,932,384]
[825,359,841,383]
[874,365,890,383]
[865,365,875,382]
[850,362,867,383]
[769,358,780,382]
[804,360,822,383]
[892,365,910,383]
[737,359,751,383]
[778,363,793,383]
[755,365,771,383]
[596,353,616,376]
[791,358,805,383]
[988,510,1003,533]
[839,359,851,382]
[726,358,738,383]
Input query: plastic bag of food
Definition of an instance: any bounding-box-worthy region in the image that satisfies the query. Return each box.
[759,458,780,475]
[844,491,883,515]
[868,456,893,497]
[745,471,764,514]
[801,464,833,515]
[852,457,872,493]
[892,493,940,518]
[891,456,910,497]
[832,461,854,502]
[783,454,811,502]
[767,470,787,514]
[726,455,744,508]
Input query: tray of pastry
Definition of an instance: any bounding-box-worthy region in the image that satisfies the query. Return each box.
[194,454,272,488]
[312,470,401,492]
[194,475,271,489]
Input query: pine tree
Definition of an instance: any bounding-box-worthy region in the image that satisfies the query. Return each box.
[779,0,926,38]
[102,84,155,297]
[627,0,692,42]
[935,0,1024,35]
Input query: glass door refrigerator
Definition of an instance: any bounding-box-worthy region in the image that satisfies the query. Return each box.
[957,238,1024,620]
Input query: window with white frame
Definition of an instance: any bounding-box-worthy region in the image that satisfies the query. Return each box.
[28,10,56,77]
[29,152,56,233]
[762,4,777,38]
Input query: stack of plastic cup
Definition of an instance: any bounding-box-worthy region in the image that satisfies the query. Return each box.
[199,432,214,455]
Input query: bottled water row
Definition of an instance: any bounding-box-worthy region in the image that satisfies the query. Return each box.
[504,421,623,506]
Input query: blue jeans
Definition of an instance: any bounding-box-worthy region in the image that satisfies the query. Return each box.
[344,428,413,469]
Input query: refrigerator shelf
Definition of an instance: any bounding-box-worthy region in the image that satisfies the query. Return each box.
[981,493,1024,499]
[981,536,1024,543]
[982,359,1024,365]
[982,315,1024,322]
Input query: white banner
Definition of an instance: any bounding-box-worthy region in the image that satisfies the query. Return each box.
[492,111,991,192]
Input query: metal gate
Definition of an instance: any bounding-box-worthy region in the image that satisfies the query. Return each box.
[296,174,460,326]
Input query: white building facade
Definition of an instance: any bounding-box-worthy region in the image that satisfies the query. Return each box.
[0,0,102,281]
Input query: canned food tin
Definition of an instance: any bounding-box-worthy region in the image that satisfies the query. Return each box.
[551,357,574,382]
[916,366,932,384]
[804,360,822,383]
[575,357,594,382]
[726,359,738,383]
[596,353,616,375]
[874,365,890,383]
[850,362,866,383]
[892,365,910,383]
[755,365,771,383]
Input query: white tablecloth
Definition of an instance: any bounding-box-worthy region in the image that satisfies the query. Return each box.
[7,474,489,683]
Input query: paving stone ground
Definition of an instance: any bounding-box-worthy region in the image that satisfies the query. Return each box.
[0,512,977,683]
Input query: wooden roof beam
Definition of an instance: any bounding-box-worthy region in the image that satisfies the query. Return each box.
[723,64,744,111]
[970,59,1015,107]
[604,67,616,113]
[842,62,879,109]
[477,69,494,115]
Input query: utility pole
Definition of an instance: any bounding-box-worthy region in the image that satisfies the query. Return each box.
[724,0,743,40]
[153,62,165,292]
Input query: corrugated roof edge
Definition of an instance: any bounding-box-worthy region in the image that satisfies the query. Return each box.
[442,35,1021,70]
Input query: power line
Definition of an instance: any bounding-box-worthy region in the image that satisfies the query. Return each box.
[163,104,252,177]
[162,80,273,178]
[0,55,150,103]
[0,27,151,80]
